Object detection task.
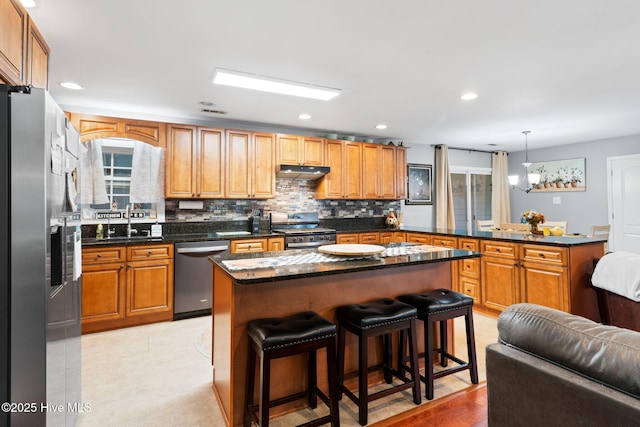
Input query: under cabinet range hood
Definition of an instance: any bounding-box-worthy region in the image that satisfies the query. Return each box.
[275,164,330,180]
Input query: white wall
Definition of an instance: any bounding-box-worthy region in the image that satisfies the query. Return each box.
[508,134,640,234]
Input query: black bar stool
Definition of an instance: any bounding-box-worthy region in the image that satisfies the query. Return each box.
[244,311,340,427]
[335,298,421,426]
[397,289,479,400]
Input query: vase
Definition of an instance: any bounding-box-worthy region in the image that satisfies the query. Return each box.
[530,223,543,235]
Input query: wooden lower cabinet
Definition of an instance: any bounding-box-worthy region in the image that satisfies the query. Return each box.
[127,259,173,316]
[82,262,126,323]
[480,240,574,315]
[268,237,284,251]
[406,232,430,244]
[458,238,481,302]
[230,238,267,253]
[520,261,568,311]
[81,244,174,333]
[337,233,359,244]
[358,232,380,244]
[481,255,519,312]
[387,231,598,318]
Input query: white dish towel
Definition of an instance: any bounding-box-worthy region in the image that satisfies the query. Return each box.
[79,139,109,205]
[592,251,640,302]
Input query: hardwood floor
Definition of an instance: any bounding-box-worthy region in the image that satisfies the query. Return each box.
[372,383,488,427]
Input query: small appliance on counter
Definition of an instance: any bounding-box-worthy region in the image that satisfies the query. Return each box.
[251,215,260,234]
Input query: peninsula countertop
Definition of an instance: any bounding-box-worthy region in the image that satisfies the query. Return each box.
[209,243,480,284]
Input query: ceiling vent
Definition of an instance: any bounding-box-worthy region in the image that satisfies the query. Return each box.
[201,108,228,115]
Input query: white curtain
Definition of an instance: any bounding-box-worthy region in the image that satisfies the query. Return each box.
[435,145,455,229]
[130,141,166,203]
[491,151,511,224]
[79,139,109,205]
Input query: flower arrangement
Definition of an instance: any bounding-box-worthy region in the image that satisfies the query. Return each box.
[522,210,545,225]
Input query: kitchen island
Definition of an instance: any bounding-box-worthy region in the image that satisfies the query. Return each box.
[209,244,480,426]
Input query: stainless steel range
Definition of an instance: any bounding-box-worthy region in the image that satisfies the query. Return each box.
[270,212,336,250]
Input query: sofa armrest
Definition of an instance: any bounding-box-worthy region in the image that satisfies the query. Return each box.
[487,342,640,426]
[497,303,640,398]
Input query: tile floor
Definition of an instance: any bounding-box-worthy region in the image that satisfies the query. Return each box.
[77,312,498,427]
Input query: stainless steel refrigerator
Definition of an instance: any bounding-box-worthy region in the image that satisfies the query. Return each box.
[1,85,82,426]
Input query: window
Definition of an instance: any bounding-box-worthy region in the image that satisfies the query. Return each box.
[84,139,163,222]
[451,167,492,231]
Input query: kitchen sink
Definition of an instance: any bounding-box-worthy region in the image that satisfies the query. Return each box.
[103,236,164,242]
[215,231,252,236]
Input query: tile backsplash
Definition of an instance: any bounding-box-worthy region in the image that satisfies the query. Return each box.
[165,178,402,221]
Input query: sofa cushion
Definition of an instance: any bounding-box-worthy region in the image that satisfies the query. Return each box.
[498,303,640,398]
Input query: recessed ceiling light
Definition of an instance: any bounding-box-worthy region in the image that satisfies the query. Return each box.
[461,92,478,101]
[212,68,340,101]
[20,0,36,8]
[298,113,311,120]
[59,82,84,90]
[376,124,387,130]
[199,101,215,106]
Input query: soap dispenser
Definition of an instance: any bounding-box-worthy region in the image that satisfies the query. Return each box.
[96,223,104,239]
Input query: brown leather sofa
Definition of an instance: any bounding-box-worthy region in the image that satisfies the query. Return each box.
[486,303,640,426]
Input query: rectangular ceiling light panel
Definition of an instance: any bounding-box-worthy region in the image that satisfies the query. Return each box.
[212,68,340,101]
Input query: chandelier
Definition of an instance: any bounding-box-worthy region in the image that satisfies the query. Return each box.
[508,131,540,193]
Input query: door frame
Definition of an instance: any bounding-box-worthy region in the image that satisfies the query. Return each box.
[606,153,640,252]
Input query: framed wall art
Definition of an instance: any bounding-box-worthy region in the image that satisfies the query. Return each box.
[529,157,586,192]
[406,163,433,204]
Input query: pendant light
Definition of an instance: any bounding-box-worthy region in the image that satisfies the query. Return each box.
[508,130,540,193]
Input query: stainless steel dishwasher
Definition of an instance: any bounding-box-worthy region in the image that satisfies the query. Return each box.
[174,240,230,319]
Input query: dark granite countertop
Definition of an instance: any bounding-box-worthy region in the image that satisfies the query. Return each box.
[395,226,606,246]
[80,219,605,247]
[208,243,480,285]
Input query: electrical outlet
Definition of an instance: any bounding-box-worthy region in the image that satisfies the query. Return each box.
[553,197,561,204]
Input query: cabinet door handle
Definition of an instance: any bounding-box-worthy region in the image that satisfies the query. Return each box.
[148,250,153,255]
[120,265,125,269]
[539,253,545,257]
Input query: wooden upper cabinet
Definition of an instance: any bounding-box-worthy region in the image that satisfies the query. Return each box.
[227,130,275,199]
[252,132,276,198]
[71,114,166,147]
[166,124,196,198]
[198,128,225,198]
[26,16,48,88]
[379,145,397,199]
[395,146,408,200]
[0,0,28,85]
[0,2,49,87]
[362,144,379,199]
[316,139,345,199]
[362,143,396,199]
[166,125,224,198]
[225,130,251,198]
[318,139,364,199]
[344,141,363,199]
[276,134,325,166]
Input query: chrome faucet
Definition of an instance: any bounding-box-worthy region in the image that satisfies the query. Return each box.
[106,211,116,238]
[126,204,138,238]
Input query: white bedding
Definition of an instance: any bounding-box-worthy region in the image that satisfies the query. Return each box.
[592,251,640,302]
